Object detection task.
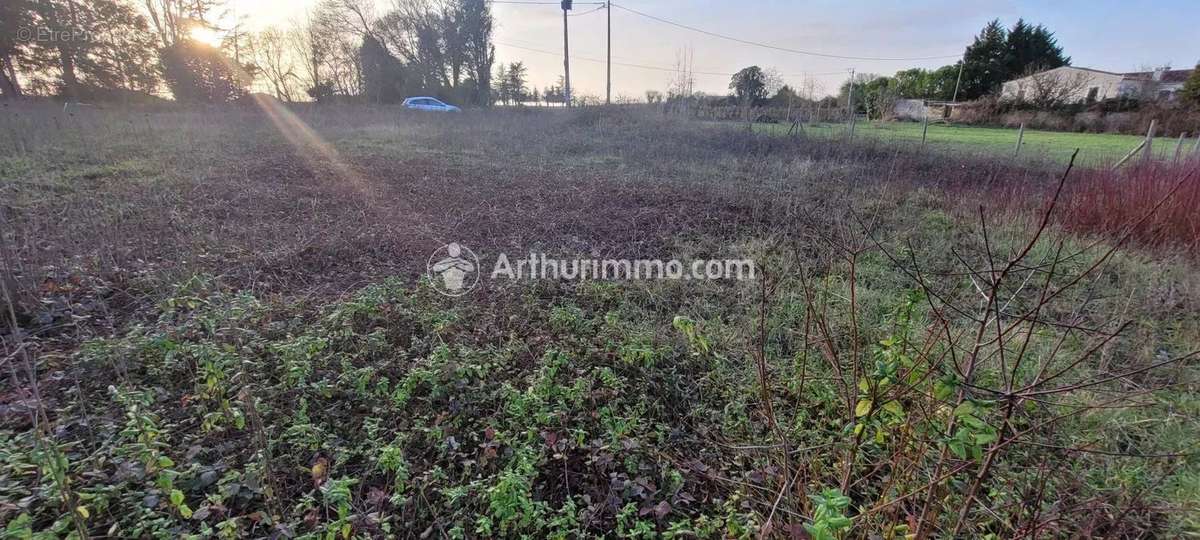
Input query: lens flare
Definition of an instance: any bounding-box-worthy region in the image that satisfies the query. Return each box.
[189,26,223,47]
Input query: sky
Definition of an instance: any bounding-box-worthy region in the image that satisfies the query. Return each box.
[227,0,1200,99]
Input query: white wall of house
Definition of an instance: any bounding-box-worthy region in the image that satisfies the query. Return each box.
[893,99,926,120]
[1001,66,1126,103]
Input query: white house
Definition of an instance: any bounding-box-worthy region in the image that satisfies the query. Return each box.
[1001,66,1194,104]
[1001,66,1125,103]
[1121,68,1194,100]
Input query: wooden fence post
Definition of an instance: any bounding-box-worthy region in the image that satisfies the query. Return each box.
[1112,140,1147,170]
[1173,132,1187,163]
[921,112,929,148]
[1014,123,1025,157]
[1141,119,1157,163]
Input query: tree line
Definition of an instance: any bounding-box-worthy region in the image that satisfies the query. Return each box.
[835,19,1070,117]
[4,7,1134,114]
[0,0,503,106]
[707,19,1071,119]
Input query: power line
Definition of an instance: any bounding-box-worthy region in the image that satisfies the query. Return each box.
[502,37,643,64]
[492,1,602,4]
[492,0,605,5]
[609,3,962,62]
[498,41,730,75]
[568,4,605,16]
[496,41,847,78]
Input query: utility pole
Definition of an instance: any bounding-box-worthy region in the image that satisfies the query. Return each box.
[606,1,611,104]
[951,60,964,102]
[847,68,856,139]
[562,0,572,107]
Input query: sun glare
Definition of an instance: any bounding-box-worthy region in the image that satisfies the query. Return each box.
[189,26,223,47]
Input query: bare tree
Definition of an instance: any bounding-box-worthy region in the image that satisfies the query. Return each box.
[279,0,492,103]
[762,67,784,98]
[299,0,363,97]
[1022,67,1091,107]
[249,26,299,101]
[458,0,494,106]
[333,0,380,40]
[798,75,824,102]
[375,0,448,90]
[667,46,694,100]
[0,0,31,97]
[143,0,224,48]
[289,13,325,98]
[441,0,467,88]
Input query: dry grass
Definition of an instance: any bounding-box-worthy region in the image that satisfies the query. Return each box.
[1,103,1197,538]
[1,103,1059,320]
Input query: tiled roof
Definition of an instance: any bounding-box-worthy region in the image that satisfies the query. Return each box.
[1067,66,1123,76]
[1122,69,1194,83]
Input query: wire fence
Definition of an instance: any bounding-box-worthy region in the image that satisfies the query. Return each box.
[3,100,1199,172]
[767,119,1198,169]
[677,104,1200,169]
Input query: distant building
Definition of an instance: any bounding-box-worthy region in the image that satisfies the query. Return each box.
[892,99,960,121]
[892,99,928,120]
[1000,66,1193,104]
[1120,68,1193,100]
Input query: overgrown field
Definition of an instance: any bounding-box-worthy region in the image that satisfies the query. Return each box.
[1,104,1198,538]
[751,119,1196,168]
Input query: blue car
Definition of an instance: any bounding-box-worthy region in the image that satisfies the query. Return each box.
[402,96,461,112]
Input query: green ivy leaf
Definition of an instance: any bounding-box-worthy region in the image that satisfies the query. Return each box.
[934,378,956,401]
[960,414,986,430]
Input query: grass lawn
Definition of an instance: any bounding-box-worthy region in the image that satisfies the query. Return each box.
[752,120,1191,167]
